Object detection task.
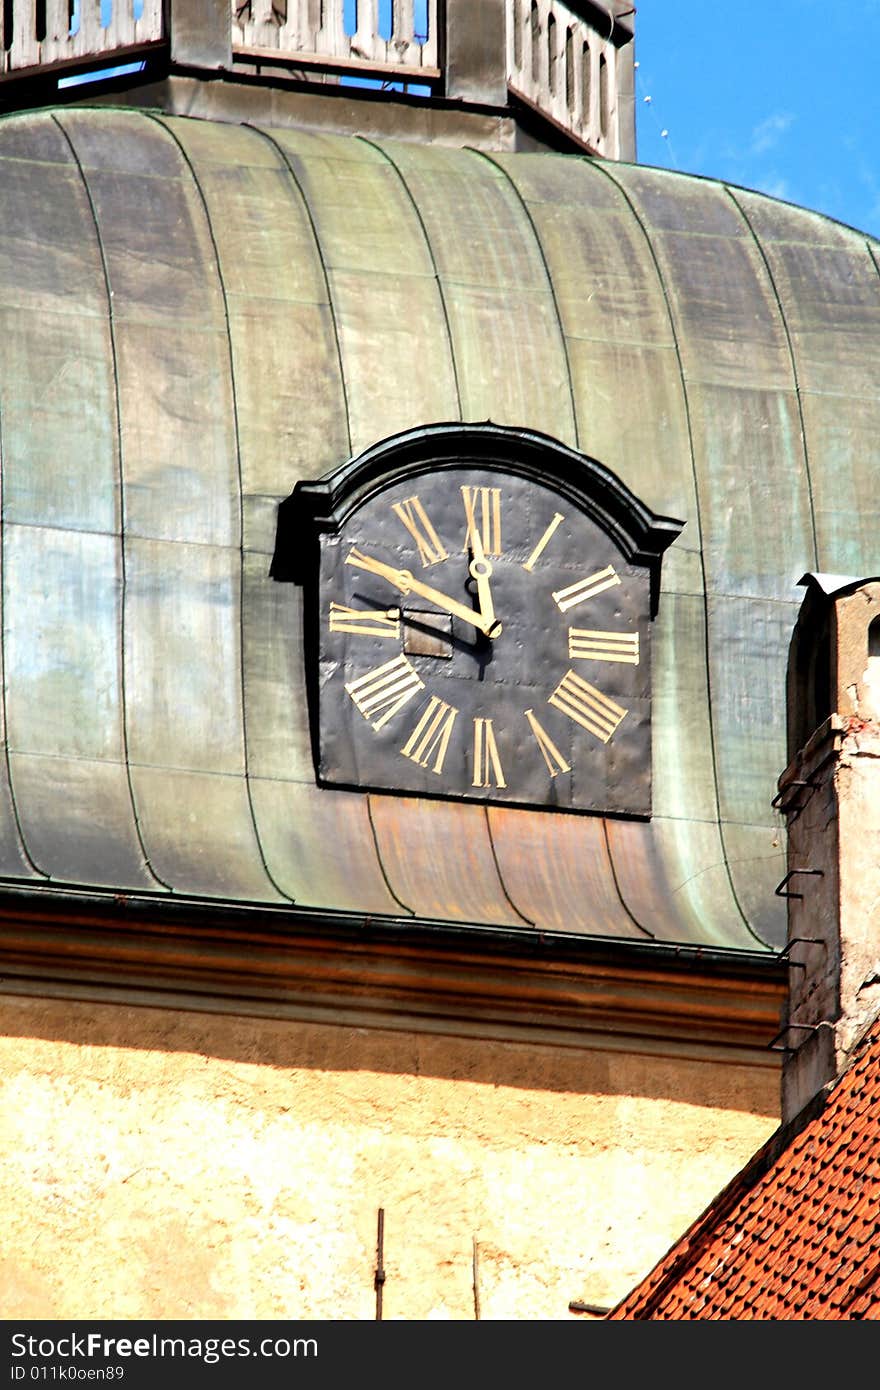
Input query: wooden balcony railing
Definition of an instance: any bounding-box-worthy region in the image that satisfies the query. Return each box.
[1,0,163,79]
[232,0,440,84]
[0,0,630,164]
[507,0,621,157]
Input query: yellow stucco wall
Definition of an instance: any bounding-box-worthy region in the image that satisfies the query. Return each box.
[0,993,778,1320]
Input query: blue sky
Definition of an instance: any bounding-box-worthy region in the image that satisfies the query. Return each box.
[635,1,880,238]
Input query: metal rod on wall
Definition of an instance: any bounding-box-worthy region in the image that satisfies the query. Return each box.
[375,1207,385,1320]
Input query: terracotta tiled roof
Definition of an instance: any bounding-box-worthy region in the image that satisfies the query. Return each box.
[608,1013,880,1319]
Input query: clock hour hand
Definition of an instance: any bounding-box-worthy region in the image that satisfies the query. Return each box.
[467,528,502,639]
[346,547,495,636]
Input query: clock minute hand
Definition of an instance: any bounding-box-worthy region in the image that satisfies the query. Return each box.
[346,547,410,590]
[346,547,493,635]
[403,570,499,634]
[467,528,502,639]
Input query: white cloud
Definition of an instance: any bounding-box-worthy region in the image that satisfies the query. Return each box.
[749,112,795,155]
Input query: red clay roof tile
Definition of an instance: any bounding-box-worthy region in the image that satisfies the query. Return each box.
[608,1010,880,1320]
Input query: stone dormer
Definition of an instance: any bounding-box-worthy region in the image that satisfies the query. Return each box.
[776,575,880,1122]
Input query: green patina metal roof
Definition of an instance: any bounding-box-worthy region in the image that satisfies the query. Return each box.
[1,105,878,953]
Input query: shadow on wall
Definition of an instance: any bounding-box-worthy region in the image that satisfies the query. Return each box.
[0,991,779,1114]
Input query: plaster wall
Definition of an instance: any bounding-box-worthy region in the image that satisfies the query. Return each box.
[0,994,778,1321]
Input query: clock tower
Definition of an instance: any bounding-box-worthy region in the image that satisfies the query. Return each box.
[4,0,873,1325]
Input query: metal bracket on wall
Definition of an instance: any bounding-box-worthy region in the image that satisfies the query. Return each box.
[767,1021,826,1054]
[771,778,820,817]
[776,936,826,970]
[774,868,824,899]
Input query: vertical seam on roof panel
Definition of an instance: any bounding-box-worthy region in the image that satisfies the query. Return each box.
[357,136,464,420]
[471,152,661,942]
[244,127,425,918]
[589,161,765,949]
[245,124,353,458]
[724,187,819,570]
[366,795,415,915]
[867,233,880,599]
[147,112,291,904]
[52,113,167,891]
[601,821,655,938]
[470,149,580,449]
[417,147,685,944]
[0,385,44,878]
[365,139,568,930]
[483,808,535,927]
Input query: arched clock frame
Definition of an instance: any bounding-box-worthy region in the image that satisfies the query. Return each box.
[274,424,684,818]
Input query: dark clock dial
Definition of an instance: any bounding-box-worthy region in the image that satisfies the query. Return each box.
[316,465,653,816]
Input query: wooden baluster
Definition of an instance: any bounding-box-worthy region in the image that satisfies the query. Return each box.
[139,0,162,41]
[316,0,344,58]
[353,0,380,63]
[11,0,32,70]
[295,0,321,52]
[76,0,102,60]
[40,0,70,62]
[417,0,436,67]
[392,0,413,63]
[252,0,277,38]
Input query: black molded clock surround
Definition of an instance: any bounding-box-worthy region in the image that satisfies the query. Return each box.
[275,424,684,818]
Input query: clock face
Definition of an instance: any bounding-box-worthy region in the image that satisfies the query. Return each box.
[314,465,653,816]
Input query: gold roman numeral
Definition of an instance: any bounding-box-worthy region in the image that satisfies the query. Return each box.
[524,709,571,777]
[523,512,564,572]
[461,485,502,556]
[548,670,627,743]
[400,695,458,774]
[472,717,506,788]
[568,628,639,664]
[329,602,401,638]
[345,654,425,731]
[552,565,621,613]
[391,495,448,567]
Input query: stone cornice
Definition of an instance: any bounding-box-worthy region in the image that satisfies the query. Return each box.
[0,889,786,1062]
